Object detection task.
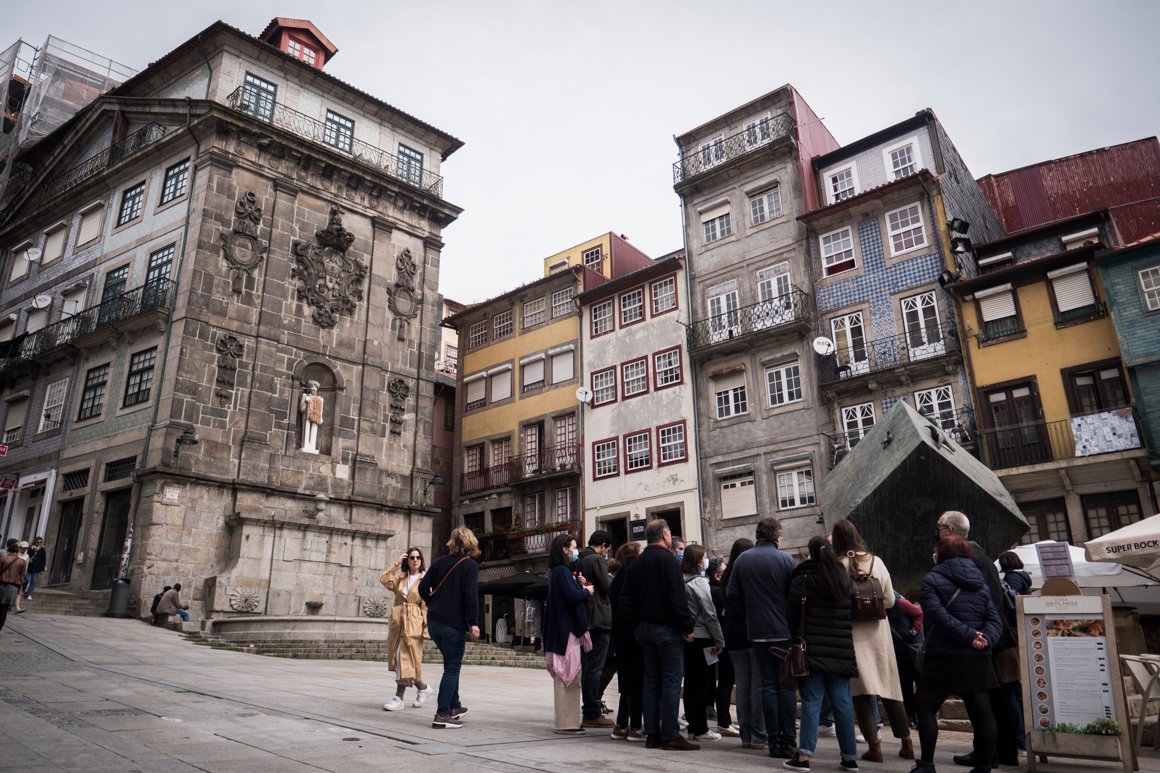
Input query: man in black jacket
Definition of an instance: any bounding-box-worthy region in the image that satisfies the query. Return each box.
[620,519,698,751]
[577,529,614,728]
[24,536,46,600]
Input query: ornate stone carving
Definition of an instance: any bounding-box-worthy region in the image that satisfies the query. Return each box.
[291,206,367,329]
[229,588,262,613]
[219,192,268,294]
[385,248,422,342]
[362,596,390,618]
[387,377,409,435]
[214,335,244,407]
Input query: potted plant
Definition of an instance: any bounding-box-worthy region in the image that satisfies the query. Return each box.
[1035,718,1123,758]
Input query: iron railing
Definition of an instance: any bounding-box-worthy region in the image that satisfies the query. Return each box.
[460,443,581,495]
[975,408,1143,470]
[0,279,174,371]
[226,87,445,198]
[686,288,812,353]
[818,322,961,385]
[826,409,977,468]
[35,123,168,206]
[673,113,793,184]
[507,521,580,558]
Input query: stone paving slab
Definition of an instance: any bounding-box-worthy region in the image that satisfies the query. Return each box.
[3,614,1158,773]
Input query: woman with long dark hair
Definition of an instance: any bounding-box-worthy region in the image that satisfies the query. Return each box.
[380,546,430,711]
[783,536,860,772]
[609,541,643,740]
[722,537,766,748]
[544,532,594,734]
[681,543,725,741]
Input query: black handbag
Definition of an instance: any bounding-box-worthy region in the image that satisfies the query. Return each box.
[914,588,960,673]
[774,595,809,688]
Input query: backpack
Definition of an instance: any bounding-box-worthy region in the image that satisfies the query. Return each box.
[849,555,887,622]
[1001,578,1020,628]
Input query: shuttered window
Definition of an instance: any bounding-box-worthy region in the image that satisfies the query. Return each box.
[521,357,545,393]
[1049,264,1097,316]
[465,375,486,409]
[976,283,1021,339]
[490,369,512,402]
[720,472,757,519]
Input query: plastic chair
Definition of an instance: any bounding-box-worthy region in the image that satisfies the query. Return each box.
[1121,655,1160,751]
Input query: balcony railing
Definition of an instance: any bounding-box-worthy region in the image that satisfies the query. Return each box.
[686,289,812,353]
[818,322,961,386]
[826,409,977,468]
[226,87,445,198]
[34,123,168,206]
[507,521,580,559]
[460,443,582,495]
[975,408,1143,470]
[673,113,793,184]
[0,279,175,371]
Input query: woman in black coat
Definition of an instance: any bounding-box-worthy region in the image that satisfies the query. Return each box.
[912,537,1004,773]
[783,536,860,772]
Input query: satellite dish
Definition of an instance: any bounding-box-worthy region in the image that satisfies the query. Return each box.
[31,294,52,309]
[812,336,835,356]
[575,386,593,404]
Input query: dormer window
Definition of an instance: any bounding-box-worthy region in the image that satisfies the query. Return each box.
[1062,228,1100,250]
[829,165,858,203]
[977,252,1013,273]
[286,38,318,66]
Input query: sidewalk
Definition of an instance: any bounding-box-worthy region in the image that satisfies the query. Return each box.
[1,614,1155,772]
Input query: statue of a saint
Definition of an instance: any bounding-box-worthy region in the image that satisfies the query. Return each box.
[299,380,324,454]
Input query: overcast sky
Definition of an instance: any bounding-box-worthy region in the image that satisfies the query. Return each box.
[9,1,1159,304]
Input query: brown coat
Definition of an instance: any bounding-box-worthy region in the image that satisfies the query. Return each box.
[380,563,427,681]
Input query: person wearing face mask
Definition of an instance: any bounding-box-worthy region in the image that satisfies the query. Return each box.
[672,538,686,561]
[544,533,594,734]
[576,530,614,729]
[681,543,726,742]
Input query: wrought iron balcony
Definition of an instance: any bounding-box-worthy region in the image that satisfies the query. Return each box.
[686,289,812,355]
[507,521,580,559]
[0,279,175,372]
[459,443,582,495]
[226,87,445,198]
[34,123,168,207]
[975,408,1143,471]
[817,322,961,386]
[673,113,793,185]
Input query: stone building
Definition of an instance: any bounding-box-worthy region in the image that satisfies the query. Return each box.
[0,18,462,625]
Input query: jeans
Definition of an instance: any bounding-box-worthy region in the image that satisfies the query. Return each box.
[731,647,767,744]
[24,572,41,597]
[753,642,798,746]
[798,673,858,761]
[175,608,190,622]
[428,620,466,716]
[636,621,684,741]
[581,628,611,719]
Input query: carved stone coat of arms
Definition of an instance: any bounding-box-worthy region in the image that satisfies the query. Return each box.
[290,206,367,329]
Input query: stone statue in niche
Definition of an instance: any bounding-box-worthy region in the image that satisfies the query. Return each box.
[299,380,324,454]
[219,191,268,294]
[387,377,409,435]
[385,248,422,342]
[214,334,244,407]
[290,206,367,329]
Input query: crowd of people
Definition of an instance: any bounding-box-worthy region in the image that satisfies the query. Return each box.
[385,512,1029,773]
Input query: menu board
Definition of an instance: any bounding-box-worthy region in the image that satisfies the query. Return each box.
[1035,541,1076,580]
[1021,595,1117,729]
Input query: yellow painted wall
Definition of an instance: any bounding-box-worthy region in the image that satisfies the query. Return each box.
[542,233,611,276]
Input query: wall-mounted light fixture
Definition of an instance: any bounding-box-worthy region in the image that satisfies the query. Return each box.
[173,427,199,459]
[938,269,962,288]
[423,473,446,502]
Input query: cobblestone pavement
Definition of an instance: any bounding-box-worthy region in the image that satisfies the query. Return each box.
[1,614,1155,772]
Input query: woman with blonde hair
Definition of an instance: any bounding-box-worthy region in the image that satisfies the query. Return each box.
[418,526,481,729]
[831,518,915,762]
[380,546,431,711]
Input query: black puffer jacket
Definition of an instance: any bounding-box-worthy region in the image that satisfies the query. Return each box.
[787,560,857,678]
[920,556,1002,659]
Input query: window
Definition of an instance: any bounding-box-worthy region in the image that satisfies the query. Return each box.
[977,252,1014,273]
[398,144,424,186]
[493,309,512,339]
[1066,363,1128,414]
[625,431,651,472]
[842,402,875,448]
[102,265,129,301]
[523,492,544,528]
[830,166,856,202]
[654,348,682,389]
[658,422,687,464]
[582,247,603,271]
[1083,491,1142,540]
[714,371,748,419]
[159,159,190,204]
[77,204,104,245]
[443,397,455,430]
[1139,266,1160,311]
[820,227,856,276]
[25,308,48,335]
[592,368,616,406]
[745,115,772,148]
[622,358,648,397]
[240,72,278,122]
[551,287,573,318]
[116,181,145,226]
[77,364,109,420]
[550,347,574,384]
[831,312,868,376]
[984,381,1049,467]
[915,385,958,435]
[286,38,318,66]
[777,468,815,510]
[39,378,69,432]
[620,288,644,325]
[492,438,512,469]
[651,276,677,315]
[554,414,577,467]
[8,242,31,282]
[464,375,486,410]
[444,345,458,374]
[1019,499,1071,545]
[749,186,782,225]
[464,444,483,475]
[699,136,725,168]
[467,320,487,348]
[707,284,740,342]
[146,244,175,285]
[756,262,791,328]
[489,368,512,402]
[62,286,86,318]
[323,110,354,153]
[1062,228,1100,250]
[886,203,927,255]
[521,356,545,394]
[901,291,944,357]
[765,362,802,407]
[3,398,27,444]
[555,487,577,522]
[593,438,619,478]
[123,347,158,407]
[884,141,921,179]
[1048,263,1099,322]
[523,297,545,329]
[43,224,68,264]
[592,299,614,336]
[720,472,757,519]
[703,212,732,244]
[976,284,1022,340]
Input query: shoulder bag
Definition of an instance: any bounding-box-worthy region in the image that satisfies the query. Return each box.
[914,588,960,673]
[774,594,809,688]
[426,556,469,598]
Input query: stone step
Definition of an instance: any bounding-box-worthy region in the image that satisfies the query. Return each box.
[20,589,110,617]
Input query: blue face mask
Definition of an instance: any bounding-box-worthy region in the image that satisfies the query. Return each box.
[701,559,709,576]
[676,549,684,560]
[571,548,579,562]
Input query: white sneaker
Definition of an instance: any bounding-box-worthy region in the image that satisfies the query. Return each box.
[692,730,721,741]
[818,724,836,736]
[383,696,405,711]
[855,732,866,743]
[413,686,432,708]
[679,717,689,729]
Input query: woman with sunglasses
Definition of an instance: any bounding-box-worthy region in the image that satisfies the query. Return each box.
[381,547,432,711]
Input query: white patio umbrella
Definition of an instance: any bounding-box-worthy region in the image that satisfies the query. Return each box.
[1000,540,1160,614]
[1085,514,1160,573]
